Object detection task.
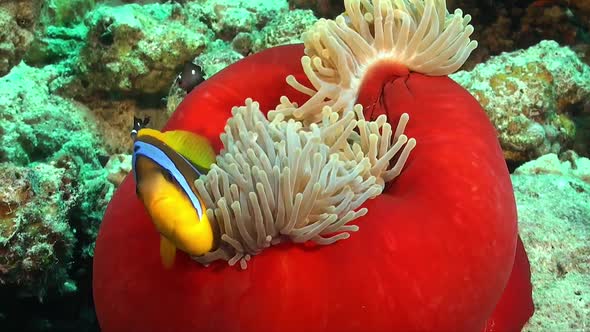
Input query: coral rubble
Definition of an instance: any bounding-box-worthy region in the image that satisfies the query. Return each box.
[452,40,590,162]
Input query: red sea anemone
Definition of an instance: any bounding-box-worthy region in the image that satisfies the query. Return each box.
[93,1,534,331]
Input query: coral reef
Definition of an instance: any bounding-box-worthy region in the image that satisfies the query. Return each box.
[0,162,76,298]
[448,0,590,70]
[45,0,300,99]
[451,40,590,162]
[192,0,287,40]
[194,39,244,80]
[251,9,316,53]
[24,0,95,66]
[0,63,102,165]
[166,5,314,114]
[0,62,114,326]
[77,2,209,96]
[513,153,590,331]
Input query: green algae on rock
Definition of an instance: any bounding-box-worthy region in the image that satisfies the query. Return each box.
[0,0,42,77]
[74,0,301,100]
[0,63,103,165]
[24,0,96,65]
[0,61,116,297]
[41,0,96,28]
[250,9,317,53]
[0,158,115,295]
[194,39,244,80]
[451,40,590,163]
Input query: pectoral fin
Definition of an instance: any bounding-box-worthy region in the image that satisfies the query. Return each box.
[159,236,177,268]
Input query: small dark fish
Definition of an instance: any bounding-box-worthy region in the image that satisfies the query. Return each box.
[176,62,204,93]
[131,116,151,140]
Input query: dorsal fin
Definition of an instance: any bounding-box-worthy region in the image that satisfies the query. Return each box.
[137,128,216,171]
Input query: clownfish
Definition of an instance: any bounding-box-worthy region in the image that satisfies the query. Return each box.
[131,116,216,268]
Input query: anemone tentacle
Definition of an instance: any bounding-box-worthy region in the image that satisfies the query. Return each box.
[270,0,477,124]
[194,98,415,269]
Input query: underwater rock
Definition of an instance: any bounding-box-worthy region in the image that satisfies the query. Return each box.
[40,0,97,28]
[288,0,343,18]
[0,59,117,271]
[514,151,590,184]
[77,2,209,96]
[0,0,42,77]
[513,162,590,331]
[194,40,244,81]
[186,0,288,40]
[572,0,590,25]
[25,24,88,66]
[76,0,294,99]
[166,4,313,116]
[73,163,115,258]
[89,98,170,153]
[451,40,590,163]
[24,0,95,65]
[103,154,131,187]
[251,8,316,53]
[0,62,104,165]
[0,162,77,298]
[446,1,590,71]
